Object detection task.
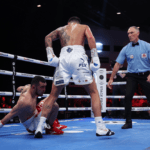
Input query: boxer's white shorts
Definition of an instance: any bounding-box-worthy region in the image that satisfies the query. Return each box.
[22,111,42,132]
[54,45,93,86]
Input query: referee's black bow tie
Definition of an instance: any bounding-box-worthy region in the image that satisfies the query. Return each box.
[132,42,139,47]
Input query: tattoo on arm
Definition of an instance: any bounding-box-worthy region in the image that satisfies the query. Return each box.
[45,38,52,47]
[44,105,52,110]
[45,30,59,47]
[20,84,30,94]
[21,89,27,94]
[20,88,23,92]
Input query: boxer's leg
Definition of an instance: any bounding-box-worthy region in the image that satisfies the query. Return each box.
[43,101,67,131]
[83,78,101,117]
[36,98,59,126]
[45,102,64,135]
[42,83,64,119]
[83,78,115,136]
[35,83,64,138]
[36,100,64,135]
[71,49,114,136]
[47,102,59,126]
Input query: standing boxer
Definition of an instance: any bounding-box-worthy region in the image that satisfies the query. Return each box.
[35,16,115,138]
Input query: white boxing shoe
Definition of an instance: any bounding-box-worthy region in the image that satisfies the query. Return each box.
[34,126,43,138]
[96,128,115,136]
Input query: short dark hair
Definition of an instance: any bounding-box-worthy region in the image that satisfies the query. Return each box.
[68,16,81,24]
[110,60,116,68]
[31,76,46,86]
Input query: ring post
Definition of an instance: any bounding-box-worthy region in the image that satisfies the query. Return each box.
[64,86,68,111]
[95,68,106,113]
[11,55,17,107]
[64,86,69,118]
[91,68,106,117]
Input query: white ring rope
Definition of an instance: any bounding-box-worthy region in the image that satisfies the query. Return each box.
[106,82,126,85]
[0,107,92,113]
[0,92,147,99]
[106,107,150,111]
[0,69,74,83]
[107,70,128,74]
[0,92,148,112]
[0,92,91,99]
[2,106,150,113]
[0,69,53,80]
[0,51,125,84]
[0,52,52,66]
[107,95,147,99]
[0,51,72,82]
[0,51,149,113]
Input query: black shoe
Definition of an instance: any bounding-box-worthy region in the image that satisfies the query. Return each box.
[34,131,43,138]
[121,123,132,129]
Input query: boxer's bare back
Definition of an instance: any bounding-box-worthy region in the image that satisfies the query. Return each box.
[45,22,96,49]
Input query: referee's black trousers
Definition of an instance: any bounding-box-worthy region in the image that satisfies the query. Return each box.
[124,73,150,122]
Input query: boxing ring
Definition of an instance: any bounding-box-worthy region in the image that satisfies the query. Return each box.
[0,51,150,114]
[0,51,150,150]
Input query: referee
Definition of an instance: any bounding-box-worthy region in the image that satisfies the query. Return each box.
[107,26,150,129]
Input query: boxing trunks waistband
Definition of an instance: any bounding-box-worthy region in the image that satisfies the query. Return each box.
[60,45,85,56]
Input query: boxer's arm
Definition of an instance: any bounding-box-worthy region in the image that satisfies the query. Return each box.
[85,26,96,49]
[45,29,59,47]
[85,26,100,72]
[17,86,24,92]
[0,100,24,125]
[17,84,30,93]
[45,29,59,67]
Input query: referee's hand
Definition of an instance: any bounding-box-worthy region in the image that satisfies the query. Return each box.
[107,79,113,89]
[147,74,150,83]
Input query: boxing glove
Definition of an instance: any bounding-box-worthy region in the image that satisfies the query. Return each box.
[46,47,59,67]
[90,48,100,72]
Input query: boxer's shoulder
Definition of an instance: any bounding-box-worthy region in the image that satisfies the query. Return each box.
[57,26,67,31]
